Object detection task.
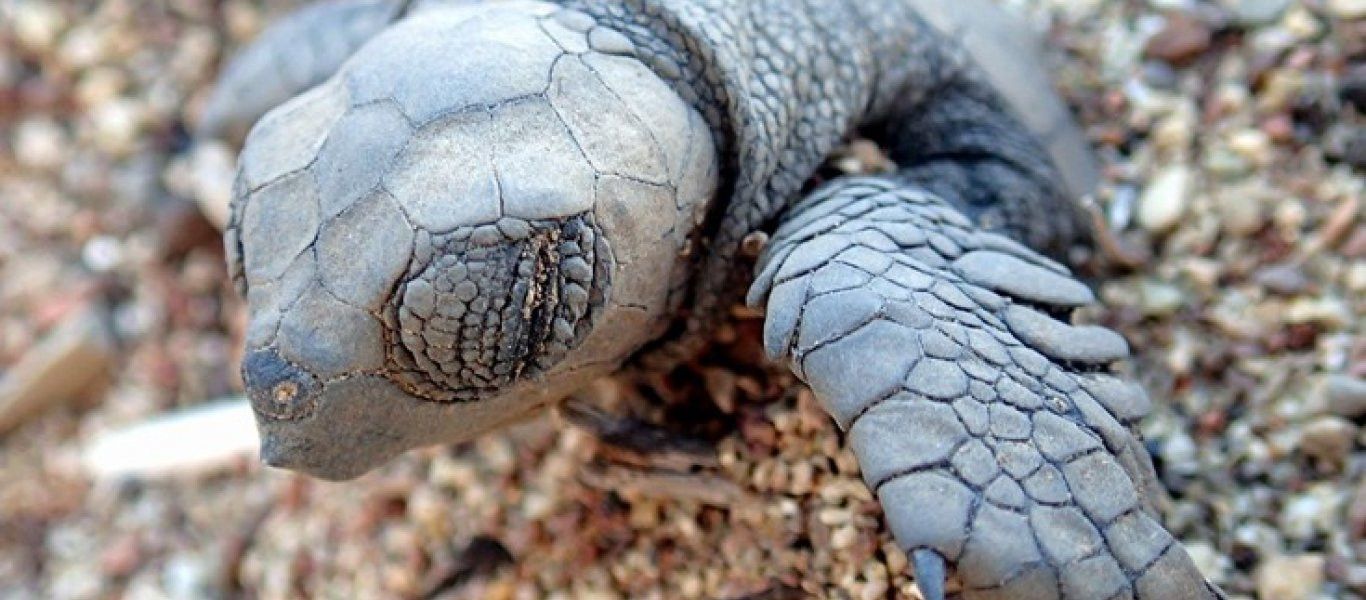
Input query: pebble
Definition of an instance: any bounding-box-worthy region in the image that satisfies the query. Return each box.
[1343,225,1366,258]
[1346,262,1366,292]
[1139,278,1186,316]
[1340,128,1366,170]
[1253,262,1310,295]
[0,306,113,434]
[1153,107,1196,151]
[1349,476,1366,539]
[1145,16,1212,64]
[1285,296,1353,329]
[1329,0,1366,20]
[162,554,221,599]
[1149,0,1195,12]
[1279,488,1334,541]
[1216,183,1267,236]
[1324,374,1366,419]
[12,1,67,52]
[1256,554,1325,600]
[81,235,123,273]
[81,397,258,479]
[1284,7,1322,38]
[189,142,235,230]
[1227,0,1289,26]
[13,118,68,170]
[1139,164,1193,233]
[89,99,142,155]
[1183,541,1229,583]
[1140,60,1180,90]
[1298,416,1358,468]
[1341,64,1366,113]
[98,534,142,578]
[1227,128,1272,166]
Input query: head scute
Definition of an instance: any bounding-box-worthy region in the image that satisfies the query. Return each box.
[229,1,717,480]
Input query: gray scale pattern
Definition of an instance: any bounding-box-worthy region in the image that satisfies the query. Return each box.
[209,0,1227,598]
[388,214,610,401]
[748,178,1223,599]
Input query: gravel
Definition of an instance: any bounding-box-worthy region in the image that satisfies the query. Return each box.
[1,0,1364,598]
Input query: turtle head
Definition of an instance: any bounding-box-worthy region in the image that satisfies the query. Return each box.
[225,2,716,480]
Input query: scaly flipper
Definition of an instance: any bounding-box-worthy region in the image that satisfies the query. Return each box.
[748,177,1224,600]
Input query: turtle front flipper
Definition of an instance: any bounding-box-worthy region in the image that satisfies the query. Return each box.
[747,177,1223,600]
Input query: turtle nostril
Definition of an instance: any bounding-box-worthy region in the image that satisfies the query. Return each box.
[242,349,321,420]
[273,381,299,404]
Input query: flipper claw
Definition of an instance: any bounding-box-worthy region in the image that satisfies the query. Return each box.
[911,548,947,600]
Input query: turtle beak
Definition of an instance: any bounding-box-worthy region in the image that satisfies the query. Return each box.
[257,431,297,470]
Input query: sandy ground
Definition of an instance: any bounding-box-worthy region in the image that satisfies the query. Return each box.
[1,0,1365,598]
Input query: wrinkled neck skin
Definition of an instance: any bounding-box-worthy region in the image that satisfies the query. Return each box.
[229,1,717,479]
[559,0,1091,367]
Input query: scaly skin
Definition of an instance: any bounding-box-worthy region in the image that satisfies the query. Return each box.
[747,179,1222,599]
[213,1,1226,598]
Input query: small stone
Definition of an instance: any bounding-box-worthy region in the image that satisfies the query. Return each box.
[90,98,142,155]
[1324,375,1366,419]
[162,554,222,599]
[1183,541,1228,584]
[830,525,859,550]
[1298,416,1357,468]
[0,306,113,434]
[1328,0,1366,19]
[1138,165,1192,233]
[81,235,123,273]
[82,398,259,479]
[1145,17,1212,64]
[1348,477,1366,539]
[1345,225,1366,258]
[1139,278,1185,316]
[1253,262,1310,295]
[1140,60,1180,90]
[1227,0,1290,26]
[1152,109,1195,151]
[99,534,143,578]
[1216,185,1267,236]
[1284,296,1352,329]
[1342,128,1366,170]
[1256,554,1325,600]
[189,141,236,230]
[1261,113,1294,143]
[1279,486,1341,541]
[12,1,66,52]
[1285,7,1323,38]
[1340,63,1366,113]
[1227,128,1272,165]
[13,117,67,169]
[1148,0,1193,10]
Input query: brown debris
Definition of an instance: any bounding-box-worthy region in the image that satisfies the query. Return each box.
[557,399,719,471]
[0,305,113,435]
[1145,16,1213,65]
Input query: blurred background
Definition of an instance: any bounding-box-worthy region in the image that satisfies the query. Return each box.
[1,0,1365,598]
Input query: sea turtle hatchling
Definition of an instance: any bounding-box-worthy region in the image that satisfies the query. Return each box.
[208,0,1229,597]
